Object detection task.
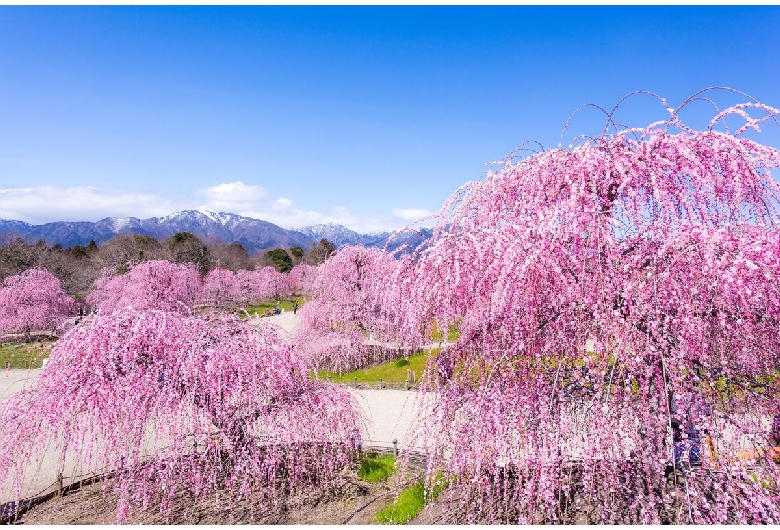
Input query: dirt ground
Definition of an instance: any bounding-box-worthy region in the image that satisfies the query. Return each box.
[8,466,421,525]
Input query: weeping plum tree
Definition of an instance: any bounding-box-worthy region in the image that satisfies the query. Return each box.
[0,309,361,522]
[0,267,76,340]
[402,93,780,523]
[86,260,202,315]
[288,262,318,297]
[254,265,291,302]
[295,246,403,373]
[234,269,266,307]
[198,266,239,309]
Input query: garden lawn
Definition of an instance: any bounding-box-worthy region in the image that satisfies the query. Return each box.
[0,340,54,369]
[244,297,306,316]
[318,351,432,384]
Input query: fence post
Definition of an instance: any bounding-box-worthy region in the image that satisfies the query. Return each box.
[393,439,398,458]
[353,376,357,386]
[379,378,383,389]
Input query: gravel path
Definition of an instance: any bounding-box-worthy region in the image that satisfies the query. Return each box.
[0,368,40,404]
[253,310,300,343]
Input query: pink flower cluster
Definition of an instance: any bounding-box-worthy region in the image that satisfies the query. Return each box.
[0,309,360,522]
[294,246,408,373]
[394,100,780,523]
[0,268,76,336]
[86,261,295,314]
[87,260,202,314]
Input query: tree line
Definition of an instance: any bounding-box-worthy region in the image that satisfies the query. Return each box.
[0,231,336,302]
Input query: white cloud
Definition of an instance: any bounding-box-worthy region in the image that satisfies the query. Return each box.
[0,182,420,234]
[196,181,268,212]
[392,208,433,221]
[0,186,175,224]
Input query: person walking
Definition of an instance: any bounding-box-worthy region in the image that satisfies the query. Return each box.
[293,300,299,315]
[670,375,709,469]
[351,428,363,453]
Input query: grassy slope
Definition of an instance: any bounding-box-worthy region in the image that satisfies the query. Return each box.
[375,473,445,524]
[358,453,396,483]
[244,297,306,316]
[318,351,434,384]
[0,340,55,369]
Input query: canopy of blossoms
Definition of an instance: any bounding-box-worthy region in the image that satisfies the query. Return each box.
[295,246,404,373]
[0,309,361,522]
[0,268,76,337]
[402,95,780,523]
[86,260,202,314]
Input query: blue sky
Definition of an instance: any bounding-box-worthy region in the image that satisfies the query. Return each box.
[1,6,779,232]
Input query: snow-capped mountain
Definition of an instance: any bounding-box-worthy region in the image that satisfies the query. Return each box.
[295,222,381,247]
[0,210,431,254]
[294,222,434,252]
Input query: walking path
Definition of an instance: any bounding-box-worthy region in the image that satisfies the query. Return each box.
[1,369,428,502]
[258,310,452,351]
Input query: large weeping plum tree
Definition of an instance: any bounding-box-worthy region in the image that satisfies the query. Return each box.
[295,246,404,373]
[402,92,780,523]
[0,309,361,522]
[0,267,76,340]
[86,260,202,315]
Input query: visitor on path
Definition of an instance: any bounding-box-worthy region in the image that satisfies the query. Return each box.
[770,412,780,446]
[670,376,710,469]
[293,300,298,315]
[351,428,363,453]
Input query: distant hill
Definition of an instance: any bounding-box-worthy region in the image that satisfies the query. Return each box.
[0,210,432,255]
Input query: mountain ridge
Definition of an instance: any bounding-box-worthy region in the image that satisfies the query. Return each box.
[0,210,432,254]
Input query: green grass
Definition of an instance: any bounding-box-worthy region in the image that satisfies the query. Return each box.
[244,297,305,317]
[430,322,460,342]
[358,453,396,483]
[318,351,432,384]
[0,340,54,369]
[376,472,446,524]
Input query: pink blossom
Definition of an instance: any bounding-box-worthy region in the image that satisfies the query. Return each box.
[86,260,201,315]
[0,268,76,337]
[0,309,361,522]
